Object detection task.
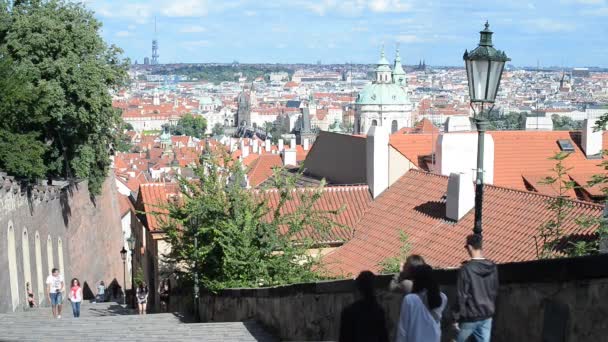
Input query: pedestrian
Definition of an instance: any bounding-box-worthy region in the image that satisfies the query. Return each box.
[96,281,105,303]
[26,283,36,308]
[46,268,65,319]
[396,264,448,342]
[453,234,499,342]
[159,279,170,313]
[339,271,389,342]
[389,254,426,294]
[136,282,149,315]
[69,278,83,318]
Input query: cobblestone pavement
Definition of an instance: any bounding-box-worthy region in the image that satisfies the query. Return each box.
[0,302,277,342]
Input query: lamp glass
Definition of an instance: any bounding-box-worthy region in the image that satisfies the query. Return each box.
[120,247,127,261]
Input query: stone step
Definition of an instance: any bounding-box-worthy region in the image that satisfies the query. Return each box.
[0,302,277,342]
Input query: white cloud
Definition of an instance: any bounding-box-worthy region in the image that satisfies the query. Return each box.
[162,0,208,17]
[276,43,288,49]
[396,34,424,43]
[180,25,207,33]
[581,6,608,14]
[183,40,211,48]
[244,10,258,16]
[127,24,137,30]
[296,0,412,16]
[115,30,132,37]
[529,18,575,32]
[369,0,412,12]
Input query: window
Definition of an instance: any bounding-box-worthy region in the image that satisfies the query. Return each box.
[372,119,378,126]
[392,120,398,134]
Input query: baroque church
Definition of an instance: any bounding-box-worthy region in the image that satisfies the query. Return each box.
[355,47,413,134]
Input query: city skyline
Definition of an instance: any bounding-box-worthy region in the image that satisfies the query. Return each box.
[90,0,608,67]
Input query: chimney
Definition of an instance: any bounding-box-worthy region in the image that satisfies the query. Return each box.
[366,125,389,198]
[445,173,475,221]
[240,141,249,158]
[290,139,296,150]
[252,140,259,154]
[303,138,310,151]
[283,149,297,166]
[582,118,603,158]
[265,139,271,152]
[436,132,495,184]
[445,116,473,132]
[278,139,284,151]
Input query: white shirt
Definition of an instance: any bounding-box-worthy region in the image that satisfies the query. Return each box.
[46,274,64,293]
[69,287,83,302]
[396,291,448,342]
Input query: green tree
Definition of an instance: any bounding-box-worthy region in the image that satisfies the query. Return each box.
[161,150,341,290]
[537,152,575,258]
[377,231,412,274]
[0,0,128,194]
[211,123,225,136]
[171,114,207,138]
[551,114,582,131]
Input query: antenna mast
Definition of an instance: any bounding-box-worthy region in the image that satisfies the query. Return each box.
[152,16,159,65]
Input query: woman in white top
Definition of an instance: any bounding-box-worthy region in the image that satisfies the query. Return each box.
[68,278,83,318]
[396,264,448,342]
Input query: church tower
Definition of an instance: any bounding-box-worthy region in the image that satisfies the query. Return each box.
[392,46,406,87]
[375,46,392,84]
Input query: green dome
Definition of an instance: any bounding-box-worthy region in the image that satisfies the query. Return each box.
[199,96,214,105]
[356,83,409,105]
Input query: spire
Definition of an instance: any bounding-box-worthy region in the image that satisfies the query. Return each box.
[392,44,406,86]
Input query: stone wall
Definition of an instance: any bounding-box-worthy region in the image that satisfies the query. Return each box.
[0,174,125,313]
[198,254,608,342]
[66,174,125,301]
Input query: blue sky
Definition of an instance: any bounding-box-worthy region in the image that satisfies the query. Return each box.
[85,0,608,67]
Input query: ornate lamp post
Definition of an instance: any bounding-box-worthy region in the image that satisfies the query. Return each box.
[120,246,127,305]
[463,22,510,235]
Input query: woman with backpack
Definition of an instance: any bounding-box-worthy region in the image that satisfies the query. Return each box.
[136,282,149,315]
[396,264,448,342]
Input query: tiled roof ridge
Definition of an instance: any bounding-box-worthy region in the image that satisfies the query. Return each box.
[407,169,604,210]
[256,184,369,194]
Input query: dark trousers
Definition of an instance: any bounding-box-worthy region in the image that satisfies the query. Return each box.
[71,301,81,318]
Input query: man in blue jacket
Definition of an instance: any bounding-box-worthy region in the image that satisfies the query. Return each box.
[454,234,499,342]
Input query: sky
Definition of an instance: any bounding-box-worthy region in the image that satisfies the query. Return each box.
[83,0,608,67]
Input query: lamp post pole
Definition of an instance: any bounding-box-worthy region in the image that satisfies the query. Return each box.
[474,112,488,235]
[120,247,127,306]
[463,21,510,236]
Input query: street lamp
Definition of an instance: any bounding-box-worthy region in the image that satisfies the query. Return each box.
[120,246,127,305]
[463,21,510,235]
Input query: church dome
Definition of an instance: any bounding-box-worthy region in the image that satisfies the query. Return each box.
[356,83,409,105]
[199,96,214,105]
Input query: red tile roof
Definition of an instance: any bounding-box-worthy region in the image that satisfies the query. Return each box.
[247,154,283,187]
[138,183,181,232]
[390,130,608,193]
[258,185,373,243]
[322,170,602,276]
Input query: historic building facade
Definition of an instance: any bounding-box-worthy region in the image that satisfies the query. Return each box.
[355,48,413,134]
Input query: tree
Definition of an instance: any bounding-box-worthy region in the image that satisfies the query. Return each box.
[537,152,575,258]
[0,0,129,194]
[161,150,341,290]
[551,114,582,131]
[377,231,412,274]
[211,123,224,136]
[172,113,207,138]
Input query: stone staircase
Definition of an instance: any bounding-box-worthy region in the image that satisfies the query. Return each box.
[0,302,277,342]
